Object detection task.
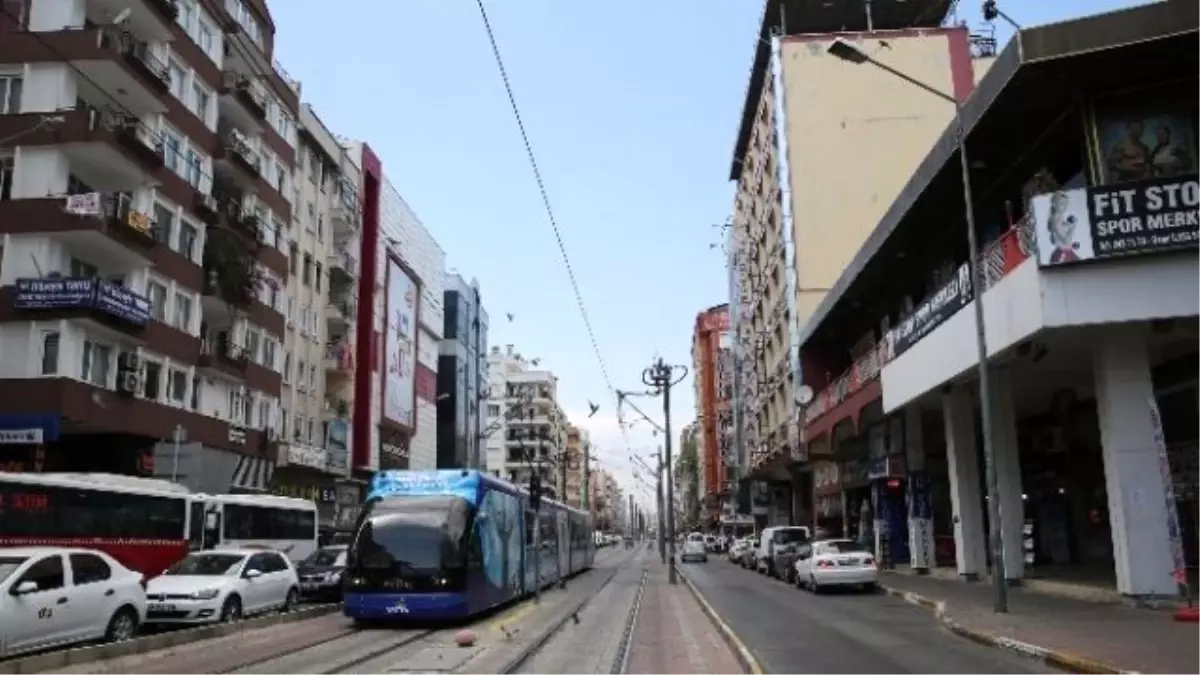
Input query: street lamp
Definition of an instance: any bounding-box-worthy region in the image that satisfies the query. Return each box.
[826,37,1009,613]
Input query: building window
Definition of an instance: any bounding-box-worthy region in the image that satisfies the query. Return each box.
[262,338,276,370]
[313,263,322,292]
[178,220,198,260]
[302,253,312,286]
[147,280,168,321]
[289,241,299,274]
[69,258,98,278]
[282,351,291,382]
[173,293,192,332]
[258,399,271,430]
[0,156,12,201]
[190,81,211,124]
[142,360,162,401]
[162,129,182,173]
[294,414,304,441]
[167,369,187,404]
[40,331,59,375]
[244,328,260,361]
[81,340,112,387]
[0,75,21,114]
[190,375,201,410]
[153,201,175,245]
[168,59,186,100]
[488,404,500,418]
[307,418,314,442]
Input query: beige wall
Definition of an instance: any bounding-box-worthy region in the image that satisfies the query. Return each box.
[780,30,967,329]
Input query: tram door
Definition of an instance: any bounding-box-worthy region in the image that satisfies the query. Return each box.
[557,511,569,578]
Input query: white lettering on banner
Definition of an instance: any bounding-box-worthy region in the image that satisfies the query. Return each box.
[0,429,44,444]
[284,444,328,471]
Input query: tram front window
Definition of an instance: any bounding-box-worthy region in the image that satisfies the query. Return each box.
[347,495,472,592]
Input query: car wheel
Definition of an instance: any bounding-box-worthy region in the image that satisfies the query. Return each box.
[862,581,878,593]
[809,575,821,594]
[220,595,243,622]
[104,606,139,643]
[282,587,299,613]
[794,572,804,589]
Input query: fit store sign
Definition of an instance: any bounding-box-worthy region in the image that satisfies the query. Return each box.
[1033,173,1199,266]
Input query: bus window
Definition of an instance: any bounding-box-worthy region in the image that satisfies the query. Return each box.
[188,501,204,550]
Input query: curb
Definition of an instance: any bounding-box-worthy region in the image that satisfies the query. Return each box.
[676,565,765,675]
[878,585,1137,675]
[0,604,340,674]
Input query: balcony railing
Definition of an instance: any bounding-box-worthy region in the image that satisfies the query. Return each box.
[802,218,1035,428]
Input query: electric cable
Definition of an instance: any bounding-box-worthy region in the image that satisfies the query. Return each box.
[473,0,636,476]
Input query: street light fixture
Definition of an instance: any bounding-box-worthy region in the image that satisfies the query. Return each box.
[826,37,1009,613]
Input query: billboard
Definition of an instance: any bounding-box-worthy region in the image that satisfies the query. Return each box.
[383,256,418,429]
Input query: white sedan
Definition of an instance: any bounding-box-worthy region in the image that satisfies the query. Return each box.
[145,548,299,625]
[0,547,146,658]
[792,539,877,592]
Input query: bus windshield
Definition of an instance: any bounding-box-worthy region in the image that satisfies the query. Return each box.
[347,495,473,591]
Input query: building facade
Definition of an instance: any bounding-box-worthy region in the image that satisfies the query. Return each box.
[692,304,730,525]
[728,0,992,519]
[437,273,488,470]
[0,0,301,491]
[797,3,1196,597]
[484,344,565,498]
[562,424,587,508]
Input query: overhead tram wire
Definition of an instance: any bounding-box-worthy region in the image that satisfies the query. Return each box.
[473,0,636,462]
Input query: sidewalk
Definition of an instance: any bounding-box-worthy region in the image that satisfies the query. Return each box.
[880,572,1200,674]
[626,567,746,674]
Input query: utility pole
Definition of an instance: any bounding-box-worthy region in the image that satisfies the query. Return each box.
[656,447,665,563]
[643,358,688,584]
[581,441,590,511]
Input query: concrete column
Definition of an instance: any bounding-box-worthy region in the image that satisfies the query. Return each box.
[906,406,936,572]
[943,385,986,578]
[1093,326,1177,596]
[990,369,1025,581]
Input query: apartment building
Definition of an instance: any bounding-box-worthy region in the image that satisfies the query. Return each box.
[437,272,488,470]
[484,344,565,498]
[729,0,984,488]
[562,423,588,508]
[589,467,619,531]
[0,0,300,491]
[692,304,730,523]
[265,102,361,525]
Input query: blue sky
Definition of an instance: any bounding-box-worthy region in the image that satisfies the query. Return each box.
[271,0,1146,508]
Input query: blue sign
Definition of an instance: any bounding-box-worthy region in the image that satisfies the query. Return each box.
[368,469,480,503]
[0,413,59,443]
[15,278,151,326]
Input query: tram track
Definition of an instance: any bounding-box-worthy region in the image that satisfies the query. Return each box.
[498,548,649,674]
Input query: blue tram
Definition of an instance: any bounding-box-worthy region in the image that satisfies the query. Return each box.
[342,469,595,621]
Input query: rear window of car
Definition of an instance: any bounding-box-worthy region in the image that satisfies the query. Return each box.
[818,540,867,554]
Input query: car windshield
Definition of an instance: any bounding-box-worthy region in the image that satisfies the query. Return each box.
[773,528,809,544]
[0,556,28,584]
[303,547,347,567]
[167,553,245,575]
[820,540,867,554]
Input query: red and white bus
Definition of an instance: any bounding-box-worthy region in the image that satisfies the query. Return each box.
[0,472,320,577]
[0,472,198,577]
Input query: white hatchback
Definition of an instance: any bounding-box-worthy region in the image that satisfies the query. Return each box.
[145,549,299,625]
[793,539,877,592]
[0,547,147,658]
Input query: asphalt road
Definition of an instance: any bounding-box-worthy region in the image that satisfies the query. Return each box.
[682,559,1056,674]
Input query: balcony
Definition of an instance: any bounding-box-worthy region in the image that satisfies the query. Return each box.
[330,203,359,237]
[0,109,165,187]
[326,245,356,283]
[214,130,262,187]
[0,192,158,264]
[324,297,355,336]
[218,74,267,134]
[324,341,354,381]
[5,28,170,115]
[197,334,249,381]
[85,0,178,41]
[5,277,150,337]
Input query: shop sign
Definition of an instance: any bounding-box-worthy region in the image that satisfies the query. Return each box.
[1033,174,1199,267]
[271,483,336,503]
[0,429,44,445]
[282,444,329,471]
[889,263,973,358]
[379,439,410,471]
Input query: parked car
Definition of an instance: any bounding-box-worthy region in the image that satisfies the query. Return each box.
[727,538,749,563]
[793,539,877,592]
[145,548,299,625]
[296,545,347,601]
[740,537,760,569]
[0,547,146,658]
[756,526,811,577]
[679,538,708,563]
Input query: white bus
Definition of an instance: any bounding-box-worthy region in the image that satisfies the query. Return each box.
[201,493,319,562]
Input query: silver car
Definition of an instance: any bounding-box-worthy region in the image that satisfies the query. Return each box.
[680,539,708,563]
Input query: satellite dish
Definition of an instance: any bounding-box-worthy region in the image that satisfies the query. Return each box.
[797,385,815,406]
[112,8,132,24]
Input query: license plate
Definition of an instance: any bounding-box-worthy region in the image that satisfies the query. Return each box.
[301,582,318,591]
[149,603,176,612]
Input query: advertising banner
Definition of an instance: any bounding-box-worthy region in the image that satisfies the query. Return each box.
[383,258,417,429]
[1032,174,1198,266]
[889,264,972,358]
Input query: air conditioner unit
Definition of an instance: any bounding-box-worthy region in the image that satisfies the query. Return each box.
[119,372,140,395]
[118,351,140,371]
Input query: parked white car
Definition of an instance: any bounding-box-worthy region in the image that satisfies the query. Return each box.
[792,539,877,592]
[0,547,146,658]
[145,548,299,625]
[679,538,708,563]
